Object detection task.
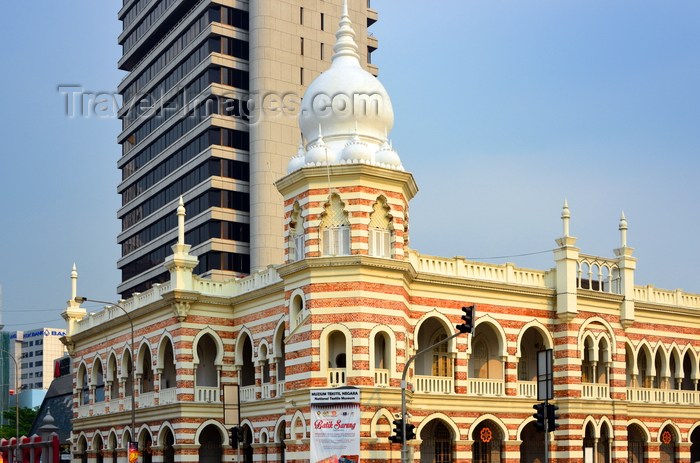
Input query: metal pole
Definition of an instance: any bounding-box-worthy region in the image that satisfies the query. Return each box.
[0,349,19,463]
[544,399,549,463]
[400,331,463,463]
[75,298,137,457]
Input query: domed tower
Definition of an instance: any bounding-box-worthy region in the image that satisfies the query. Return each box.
[277,0,417,263]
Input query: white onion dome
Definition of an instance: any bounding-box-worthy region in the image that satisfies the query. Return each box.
[340,129,372,163]
[298,1,394,154]
[374,139,403,170]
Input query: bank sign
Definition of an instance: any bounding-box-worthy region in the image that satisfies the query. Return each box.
[10,329,67,339]
[310,388,360,463]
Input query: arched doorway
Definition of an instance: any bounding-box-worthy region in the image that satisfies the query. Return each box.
[597,423,611,463]
[659,426,676,463]
[520,422,545,463]
[141,432,153,463]
[277,422,287,463]
[198,425,223,463]
[628,424,646,463]
[243,425,254,463]
[472,421,503,463]
[77,435,88,463]
[94,434,104,463]
[419,420,453,463]
[162,428,175,463]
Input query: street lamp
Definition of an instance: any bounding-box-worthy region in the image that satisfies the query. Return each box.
[74,297,137,458]
[0,349,19,463]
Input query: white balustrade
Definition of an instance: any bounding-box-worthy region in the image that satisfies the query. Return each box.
[374,369,389,387]
[414,375,454,394]
[581,383,609,399]
[159,388,177,404]
[196,386,220,403]
[77,405,90,418]
[139,391,155,408]
[467,378,504,396]
[518,381,537,398]
[122,398,132,411]
[262,384,271,399]
[92,402,106,416]
[276,381,286,397]
[626,387,700,404]
[240,385,256,403]
[328,369,346,387]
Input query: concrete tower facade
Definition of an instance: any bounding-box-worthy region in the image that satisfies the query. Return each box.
[116,0,379,298]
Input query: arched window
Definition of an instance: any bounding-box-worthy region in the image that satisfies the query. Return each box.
[108,355,119,400]
[239,334,255,387]
[196,334,218,387]
[289,202,304,262]
[320,194,350,256]
[160,339,176,390]
[94,360,105,403]
[290,293,305,330]
[78,364,89,405]
[582,338,594,383]
[373,331,390,386]
[432,334,452,377]
[368,196,392,258]
[260,345,270,384]
[141,348,154,393]
[123,353,134,398]
[275,324,286,382]
[328,331,347,387]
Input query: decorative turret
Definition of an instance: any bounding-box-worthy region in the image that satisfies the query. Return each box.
[614,211,636,328]
[277,0,417,263]
[61,264,87,338]
[554,200,580,322]
[164,197,199,290]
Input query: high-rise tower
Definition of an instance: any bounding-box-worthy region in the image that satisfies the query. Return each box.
[116,0,379,298]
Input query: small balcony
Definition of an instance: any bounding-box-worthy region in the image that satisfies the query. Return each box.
[329,369,346,387]
[467,378,504,396]
[374,369,389,387]
[414,375,454,394]
[582,383,609,400]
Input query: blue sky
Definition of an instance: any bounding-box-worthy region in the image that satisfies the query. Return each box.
[0,0,698,332]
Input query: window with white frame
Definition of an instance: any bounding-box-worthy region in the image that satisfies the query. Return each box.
[319,194,351,257]
[368,196,392,258]
[289,202,305,262]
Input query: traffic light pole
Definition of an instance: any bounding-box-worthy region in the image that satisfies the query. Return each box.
[544,399,549,463]
[400,330,462,463]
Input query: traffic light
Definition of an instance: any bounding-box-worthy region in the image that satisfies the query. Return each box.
[457,305,475,334]
[389,419,404,444]
[405,423,416,441]
[230,426,244,449]
[532,402,546,432]
[547,403,560,431]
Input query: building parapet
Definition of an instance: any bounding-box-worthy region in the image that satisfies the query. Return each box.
[72,265,282,336]
[634,285,700,309]
[407,249,552,288]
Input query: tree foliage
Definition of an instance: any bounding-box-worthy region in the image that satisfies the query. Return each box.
[0,407,39,439]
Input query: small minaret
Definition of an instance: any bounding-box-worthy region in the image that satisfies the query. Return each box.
[614,212,636,328]
[164,197,199,291]
[61,264,87,337]
[554,200,580,323]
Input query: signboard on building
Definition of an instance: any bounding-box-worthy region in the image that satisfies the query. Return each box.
[310,388,360,463]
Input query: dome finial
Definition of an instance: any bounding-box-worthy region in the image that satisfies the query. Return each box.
[561,199,570,237]
[332,0,361,64]
[619,211,628,247]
